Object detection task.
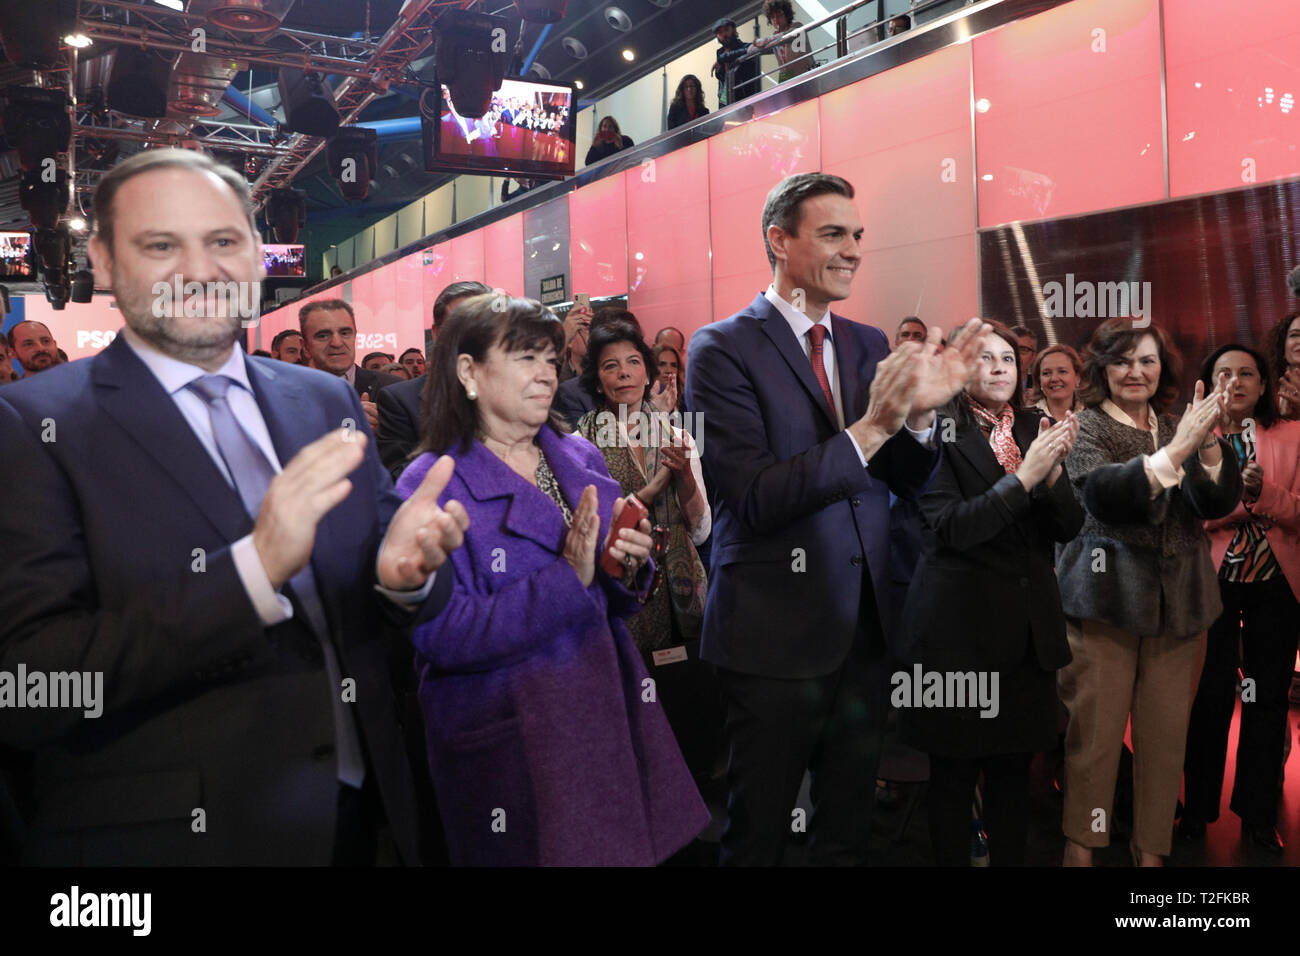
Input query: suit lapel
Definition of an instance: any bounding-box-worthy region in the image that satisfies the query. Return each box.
[831,314,865,422]
[951,421,1008,490]
[754,294,838,429]
[92,335,250,543]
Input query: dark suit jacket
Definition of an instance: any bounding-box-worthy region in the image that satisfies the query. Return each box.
[900,409,1084,674]
[0,336,452,865]
[353,364,401,400]
[684,293,940,679]
[377,374,425,480]
[552,375,595,430]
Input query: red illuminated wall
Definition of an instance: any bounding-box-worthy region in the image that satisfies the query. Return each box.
[244,0,1300,357]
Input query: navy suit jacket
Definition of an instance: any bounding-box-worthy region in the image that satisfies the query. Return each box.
[0,335,451,865]
[377,373,425,480]
[685,293,940,679]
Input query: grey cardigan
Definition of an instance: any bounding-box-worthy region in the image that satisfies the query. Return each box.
[1055,407,1242,638]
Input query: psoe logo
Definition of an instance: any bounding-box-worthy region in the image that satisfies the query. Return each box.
[77,329,119,350]
[1041,273,1152,327]
[890,664,1000,719]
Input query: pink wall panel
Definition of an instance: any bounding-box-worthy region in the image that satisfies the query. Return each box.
[21,296,124,361]
[848,233,979,336]
[973,0,1164,226]
[447,231,486,284]
[707,99,821,321]
[1165,0,1300,197]
[625,142,713,341]
[482,213,525,296]
[569,175,628,299]
[821,45,974,252]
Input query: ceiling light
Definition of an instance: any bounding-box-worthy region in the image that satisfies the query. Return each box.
[69,217,87,231]
[154,0,185,8]
[975,98,990,112]
[574,80,584,90]
[64,33,92,48]
[622,49,635,62]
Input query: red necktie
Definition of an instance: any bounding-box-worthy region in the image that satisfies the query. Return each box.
[808,324,838,426]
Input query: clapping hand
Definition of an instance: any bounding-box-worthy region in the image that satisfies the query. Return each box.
[1016,412,1077,490]
[907,318,992,423]
[378,455,470,590]
[650,373,677,414]
[1170,377,1228,467]
[1242,461,1263,503]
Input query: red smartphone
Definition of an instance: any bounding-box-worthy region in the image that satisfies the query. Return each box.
[600,495,650,577]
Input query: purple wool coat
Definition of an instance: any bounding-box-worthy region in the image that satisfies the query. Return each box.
[397,425,710,865]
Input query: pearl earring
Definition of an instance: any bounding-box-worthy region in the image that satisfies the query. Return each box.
[466,387,477,400]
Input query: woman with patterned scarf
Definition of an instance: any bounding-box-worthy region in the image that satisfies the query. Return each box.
[573,320,722,811]
[899,320,1084,866]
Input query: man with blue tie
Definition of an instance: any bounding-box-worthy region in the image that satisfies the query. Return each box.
[0,148,468,866]
[686,173,987,865]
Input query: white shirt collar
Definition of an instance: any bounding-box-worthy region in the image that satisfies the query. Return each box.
[342,364,357,386]
[120,326,252,396]
[765,284,831,342]
[1100,398,1158,431]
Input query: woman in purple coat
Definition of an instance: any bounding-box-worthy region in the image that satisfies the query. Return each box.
[396,294,709,865]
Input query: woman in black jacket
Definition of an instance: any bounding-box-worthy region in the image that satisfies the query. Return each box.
[667,75,710,129]
[900,321,1084,866]
[585,116,634,166]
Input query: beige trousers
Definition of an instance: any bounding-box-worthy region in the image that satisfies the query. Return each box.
[1058,617,1206,857]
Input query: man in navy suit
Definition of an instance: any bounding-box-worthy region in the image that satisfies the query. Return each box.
[0,148,468,865]
[686,172,986,865]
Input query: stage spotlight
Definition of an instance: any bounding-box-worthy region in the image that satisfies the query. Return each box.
[64,33,92,49]
[2,87,72,169]
[277,68,339,137]
[434,9,508,119]
[69,216,86,231]
[0,0,78,70]
[514,0,568,24]
[70,268,95,303]
[20,166,71,230]
[327,126,378,201]
[265,188,306,243]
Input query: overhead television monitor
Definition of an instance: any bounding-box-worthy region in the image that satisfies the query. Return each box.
[0,231,33,279]
[262,243,305,277]
[422,75,577,181]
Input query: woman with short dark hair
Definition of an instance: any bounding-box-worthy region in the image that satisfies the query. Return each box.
[901,322,1083,866]
[573,320,718,816]
[400,294,709,865]
[1182,343,1300,852]
[1055,320,1241,866]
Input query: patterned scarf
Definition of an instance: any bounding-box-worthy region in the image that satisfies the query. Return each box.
[962,392,1023,474]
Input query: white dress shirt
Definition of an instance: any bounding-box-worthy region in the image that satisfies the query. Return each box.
[122,329,433,623]
[763,285,935,459]
[1100,399,1222,497]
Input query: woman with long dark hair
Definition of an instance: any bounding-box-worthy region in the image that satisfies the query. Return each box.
[1182,343,1300,852]
[667,75,710,129]
[585,116,634,166]
[900,321,1083,866]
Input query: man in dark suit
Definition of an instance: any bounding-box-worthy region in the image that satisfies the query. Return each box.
[685,172,987,865]
[300,299,401,434]
[376,280,490,479]
[0,147,469,866]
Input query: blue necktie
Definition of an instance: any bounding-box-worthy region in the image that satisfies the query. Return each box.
[185,374,365,788]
